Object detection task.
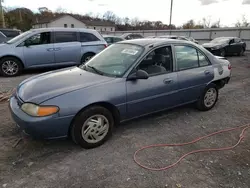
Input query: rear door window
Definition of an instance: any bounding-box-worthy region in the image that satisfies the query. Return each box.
[175,45,210,70]
[80,32,100,42]
[113,37,123,43]
[104,37,112,43]
[54,32,77,43]
[175,45,199,71]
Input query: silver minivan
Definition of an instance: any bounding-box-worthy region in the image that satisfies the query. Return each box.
[0,28,107,77]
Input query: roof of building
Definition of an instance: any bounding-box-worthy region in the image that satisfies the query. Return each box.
[33,14,115,27]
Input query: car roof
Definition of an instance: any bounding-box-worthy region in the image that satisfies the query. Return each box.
[30,27,97,33]
[103,35,122,38]
[158,35,178,37]
[214,36,235,39]
[118,38,192,47]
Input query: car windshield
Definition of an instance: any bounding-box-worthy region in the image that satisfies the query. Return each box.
[6,30,32,44]
[83,43,144,77]
[210,37,230,43]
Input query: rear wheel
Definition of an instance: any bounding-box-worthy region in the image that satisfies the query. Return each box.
[81,53,95,64]
[196,84,218,111]
[0,57,23,77]
[238,47,245,56]
[220,49,226,57]
[71,106,114,149]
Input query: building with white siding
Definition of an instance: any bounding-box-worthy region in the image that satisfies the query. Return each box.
[33,14,116,32]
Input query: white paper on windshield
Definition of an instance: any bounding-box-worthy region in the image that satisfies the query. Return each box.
[121,49,138,55]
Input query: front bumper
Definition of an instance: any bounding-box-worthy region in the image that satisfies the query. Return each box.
[9,96,74,139]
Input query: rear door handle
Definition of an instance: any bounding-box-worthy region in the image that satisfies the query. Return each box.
[163,78,173,84]
[204,70,211,75]
[46,48,54,52]
[54,48,61,51]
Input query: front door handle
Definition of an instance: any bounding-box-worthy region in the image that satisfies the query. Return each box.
[46,48,54,52]
[204,70,211,75]
[163,78,173,84]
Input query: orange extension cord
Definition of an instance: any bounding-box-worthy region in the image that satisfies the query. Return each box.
[134,124,250,171]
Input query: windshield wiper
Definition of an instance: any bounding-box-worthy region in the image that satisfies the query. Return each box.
[87,65,103,75]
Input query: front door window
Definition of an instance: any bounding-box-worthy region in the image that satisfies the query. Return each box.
[24,32,51,46]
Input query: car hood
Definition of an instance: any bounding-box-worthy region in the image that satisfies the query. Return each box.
[17,67,115,104]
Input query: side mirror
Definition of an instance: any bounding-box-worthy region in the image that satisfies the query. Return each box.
[127,69,149,80]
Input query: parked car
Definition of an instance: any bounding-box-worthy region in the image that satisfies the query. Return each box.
[9,38,231,149]
[0,28,107,77]
[202,37,246,57]
[103,35,124,45]
[121,33,144,40]
[158,35,199,44]
[0,28,21,40]
[0,31,7,43]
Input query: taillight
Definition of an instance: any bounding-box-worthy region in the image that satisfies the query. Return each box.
[104,44,107,48]
[228,64,231,70]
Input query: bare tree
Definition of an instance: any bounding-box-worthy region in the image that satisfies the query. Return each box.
[102,11,117,22]
[55,6,67,13]
[202,17,211,28]
[211,19,221,28]
[235,15,249,27]
[130,17,139,27]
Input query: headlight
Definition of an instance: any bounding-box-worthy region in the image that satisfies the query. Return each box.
[21,103,59,117]
[211,45,222,50]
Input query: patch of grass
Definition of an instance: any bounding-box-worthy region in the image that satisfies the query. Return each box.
[0,89,15,103]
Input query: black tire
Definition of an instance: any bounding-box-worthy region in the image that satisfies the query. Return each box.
[71,106,114,149]
[196,84,218,111]
[238,47,245,56]
[0,57,23,77]
[220,49,226,57]
[81,53,95,64]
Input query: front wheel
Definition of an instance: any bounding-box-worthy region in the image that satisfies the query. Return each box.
[196,84,218,111]
[71,106,114,149]
[0,57,23,77]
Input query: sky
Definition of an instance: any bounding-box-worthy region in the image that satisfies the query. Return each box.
[3,0,250,26]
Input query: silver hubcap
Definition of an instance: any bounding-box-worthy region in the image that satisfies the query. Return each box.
[2,60,18,75]
[85,56,92,62]
[81,115,109,144]
[221,50,225,57]
[241,49,244,55]
[204,88,217,108]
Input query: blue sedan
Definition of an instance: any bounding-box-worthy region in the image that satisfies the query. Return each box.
[9,38,231,149]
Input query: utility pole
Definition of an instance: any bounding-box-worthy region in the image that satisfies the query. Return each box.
[0,0,5,28]
[169,0,173,34]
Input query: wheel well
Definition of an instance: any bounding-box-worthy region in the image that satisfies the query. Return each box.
[211,79,225,89]
[68,102,120,136]
[0,55,24,68]
[82,52,96,57]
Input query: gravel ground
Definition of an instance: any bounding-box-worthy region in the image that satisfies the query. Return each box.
[0,54,250,188]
